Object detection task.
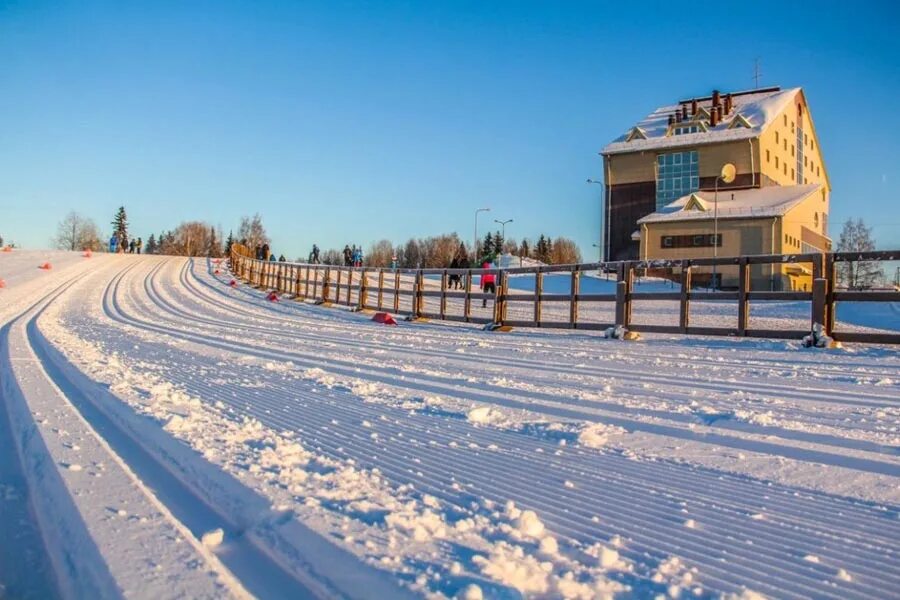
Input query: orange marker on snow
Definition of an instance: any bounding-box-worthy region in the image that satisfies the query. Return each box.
[229,279,238,287]
[83,249,93,258]
[39,262,52,270]
[372,312,397,326]
[2,246,12,253]
[266,291,279,302]
[0,278,6,288]
[214,269,220,275]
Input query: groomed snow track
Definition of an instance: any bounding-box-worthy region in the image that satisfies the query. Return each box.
[1,252,899,599]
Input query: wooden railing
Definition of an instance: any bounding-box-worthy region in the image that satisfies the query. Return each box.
[229,244,900,344]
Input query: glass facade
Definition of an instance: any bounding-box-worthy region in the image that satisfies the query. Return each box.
[796,123,804,184]
[656,150,699,209]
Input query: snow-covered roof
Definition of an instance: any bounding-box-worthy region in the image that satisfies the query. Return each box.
[602,88,800,156]
[637,184,821,224]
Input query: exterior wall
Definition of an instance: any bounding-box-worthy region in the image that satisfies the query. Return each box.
[757,90,831,235]
[640,217,784,290]
[605,140,759,260]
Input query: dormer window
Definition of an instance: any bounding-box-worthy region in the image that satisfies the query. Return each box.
[673,125,700,135]
[625,126,647,142]
[727,114,753,129]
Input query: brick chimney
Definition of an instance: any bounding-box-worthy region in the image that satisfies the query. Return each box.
[710,106,719,127]
[712,89,721,109]
[668,114,676,126]
[691,98,698,115]
[681,104,688,121]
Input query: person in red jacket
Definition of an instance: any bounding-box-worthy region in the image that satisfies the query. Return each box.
[481,260,496,308]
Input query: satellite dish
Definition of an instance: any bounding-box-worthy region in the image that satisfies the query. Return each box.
[720,163,736,184]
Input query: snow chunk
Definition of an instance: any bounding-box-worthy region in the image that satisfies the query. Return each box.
[577,422,627,448]
[201,528,224,548]
[515,510,545,538]
[455,583,483,600]
[467,406,503,425]
[473,542,552,594]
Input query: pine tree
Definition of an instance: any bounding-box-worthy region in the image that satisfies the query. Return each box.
[482,231,495,261]
[519,239,530,258]
[492,231,503,256]
[207,226,222,257]
[146,234,157,254]
[225,230,235,256]
[535,235,548,262]
[111,206,128,243]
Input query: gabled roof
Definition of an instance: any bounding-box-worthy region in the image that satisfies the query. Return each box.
[637,184,822,224]
[602,87,800,156]
[728,114,753,129]
[625,126,647,141]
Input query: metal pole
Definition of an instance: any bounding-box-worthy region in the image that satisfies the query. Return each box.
[474,208,490,263]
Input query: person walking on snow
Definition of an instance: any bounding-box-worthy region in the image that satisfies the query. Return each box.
[343,245,352,267]
[136,237,143,254]
[129,239,136,254]
[481,260,496,308]
[449,256,462,289]
[262,243,271,261]
[109,234,118,254]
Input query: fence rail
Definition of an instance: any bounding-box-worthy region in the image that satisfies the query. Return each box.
[229,244,900,344]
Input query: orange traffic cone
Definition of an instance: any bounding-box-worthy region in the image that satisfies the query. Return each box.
[39,262,52,270]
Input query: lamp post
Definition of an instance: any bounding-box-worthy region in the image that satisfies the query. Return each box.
[587,178,605,262]
[494,219,513,243]
[474,208,490,263]
[712,163,736,290]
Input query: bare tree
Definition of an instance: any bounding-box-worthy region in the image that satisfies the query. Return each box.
[366,239,395,267]
[238,214,270,249]
[836,219,882,289]
[54,212,102,251]
[550,237,582,265]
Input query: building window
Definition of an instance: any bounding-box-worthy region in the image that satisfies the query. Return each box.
[796,122,804,184]
[823,214,828,232]
[814,212,819,228]
[766,149,770,163]
[775,156,779,168]
[784,163,787,175]
[804,133,808,146]
[784,139,787,150]
[775,131,779,144]
[784,115,788,126]
[673,125,700,135]
[655,150,699,210]
[791,167,795,179]
[817,166,820,176]
[660,233,721,249]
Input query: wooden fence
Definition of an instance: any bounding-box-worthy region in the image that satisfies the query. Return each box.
[229,244,900,344]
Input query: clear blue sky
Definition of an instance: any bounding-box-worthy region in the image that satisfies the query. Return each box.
[2,0,899,258]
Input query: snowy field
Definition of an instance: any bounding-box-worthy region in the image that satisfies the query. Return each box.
[1,250,899,599]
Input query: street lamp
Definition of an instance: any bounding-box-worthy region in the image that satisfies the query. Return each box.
[474,208,490,262]
[712,163,736,290]
[587,179,605,262]
[494,219,513,242]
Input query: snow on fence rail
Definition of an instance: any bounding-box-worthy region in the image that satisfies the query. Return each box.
[229,244,900,344]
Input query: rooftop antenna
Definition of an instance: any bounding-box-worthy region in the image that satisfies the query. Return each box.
[753,58,762,88]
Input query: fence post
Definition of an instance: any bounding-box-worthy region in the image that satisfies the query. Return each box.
[679,263,692,333]
[440,270,448,319]
[534,269,543,326]
[824,253,835,335]
[322,268,331,302]
[377,270,384,310]
[304,266,311,299]
[345,269,353,305]
[414,271,424,318]
[737,258,749,335]
[393,271,401,313]
[812,277,828,332]
[615,262,633,329]
[569,267,580,327]
[498,270,509,326]
[358,269,368,310]
[463,270,472,322]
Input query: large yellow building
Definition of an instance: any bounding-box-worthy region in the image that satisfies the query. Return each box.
[600,86,831,290]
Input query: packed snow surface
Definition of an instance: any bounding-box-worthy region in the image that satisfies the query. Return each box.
[1,250,899,599]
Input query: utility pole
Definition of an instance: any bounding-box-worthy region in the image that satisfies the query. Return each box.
[753,58,762,88]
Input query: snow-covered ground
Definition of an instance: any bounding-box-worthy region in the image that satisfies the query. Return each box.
[2,250,899,599]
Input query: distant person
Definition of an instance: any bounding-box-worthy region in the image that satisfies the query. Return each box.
[109,234,118,254]
[310,244,320,264]
[343,245,352,267]
[481,260,496,308]
[136,237,143,254]
[129,239,136,254]
[352,246,362,267]
[449,256,462,289]
[255,244,263,260]
[269,253,276,262]
[262,243,271,261]
[278,254,286,262]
